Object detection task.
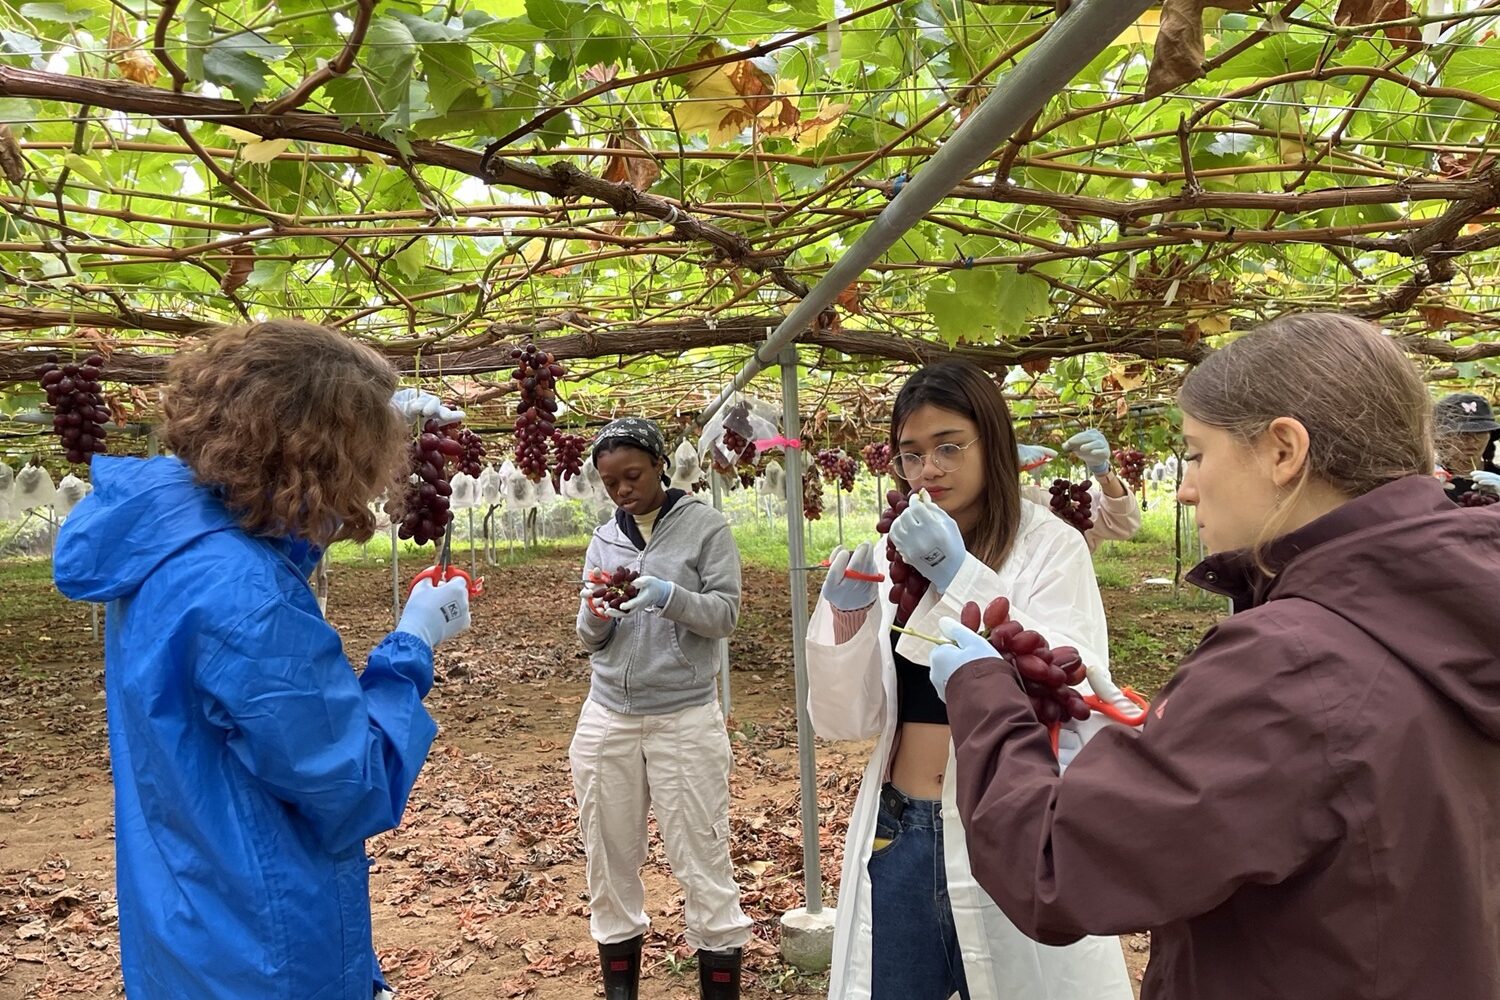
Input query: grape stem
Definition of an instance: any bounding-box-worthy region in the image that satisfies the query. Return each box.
[890,624,956,647]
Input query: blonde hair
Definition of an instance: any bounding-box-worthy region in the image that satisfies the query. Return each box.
[162,320,407,546]
[1178,313,1433,561]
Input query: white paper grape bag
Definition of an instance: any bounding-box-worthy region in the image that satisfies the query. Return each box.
[15,464,56,511]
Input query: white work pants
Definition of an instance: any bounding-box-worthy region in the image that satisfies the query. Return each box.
[569,697,752,951]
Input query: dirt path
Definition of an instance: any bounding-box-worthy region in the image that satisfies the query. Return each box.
[0,550,1177,998]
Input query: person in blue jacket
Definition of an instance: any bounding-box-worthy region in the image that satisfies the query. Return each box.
[53,319,472,1000]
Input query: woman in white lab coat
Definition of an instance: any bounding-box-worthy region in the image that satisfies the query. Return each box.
[805,361,1136,1000]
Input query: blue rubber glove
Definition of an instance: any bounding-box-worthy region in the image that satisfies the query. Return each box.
[1470,470,1500,494]
[822,541,879,611]
[391,388,465,427]
[888,492,966,593]
[1063,429,1112,476]
[1017,443,1058,470]
[929,616,1001,703]
[397,576,471,650]
[620,575,674,613]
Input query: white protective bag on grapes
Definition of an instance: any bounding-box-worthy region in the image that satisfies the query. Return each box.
[502,461,538,511]
[0,460,14,520]
[535,472,560,505]
[759,459,786,497]
[697,395,779,469]
[54,473,89,518]
[669,439,702,492]
[15,464,56,511]
[562,467,594,502]
[449,472,477,511]
[477,465,502,506]
[372,499,392,531]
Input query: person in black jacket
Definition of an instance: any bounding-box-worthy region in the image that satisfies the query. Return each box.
[1434,392,1500,500]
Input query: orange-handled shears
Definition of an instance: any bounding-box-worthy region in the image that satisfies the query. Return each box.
[409,519,484,598]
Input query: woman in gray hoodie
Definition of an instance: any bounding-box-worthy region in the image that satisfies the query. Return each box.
[570,417,752,1000]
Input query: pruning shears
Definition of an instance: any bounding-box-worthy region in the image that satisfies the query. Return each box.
[409,519,484,598]
[583,567,614,621]
[815,558,885,582]
[1083,687,1150,726]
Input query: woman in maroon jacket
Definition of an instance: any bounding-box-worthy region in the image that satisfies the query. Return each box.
[928,313,1500,1000]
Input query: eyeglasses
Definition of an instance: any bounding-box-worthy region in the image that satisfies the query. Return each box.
[893,439,979,480]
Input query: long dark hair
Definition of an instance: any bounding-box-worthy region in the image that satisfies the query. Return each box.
[890,361,1022,569]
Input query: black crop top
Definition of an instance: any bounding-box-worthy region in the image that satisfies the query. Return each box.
[892,628,949,725]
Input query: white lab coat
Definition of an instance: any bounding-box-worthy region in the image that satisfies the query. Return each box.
[1021,480,1142,553]
[806,500,1133,1000]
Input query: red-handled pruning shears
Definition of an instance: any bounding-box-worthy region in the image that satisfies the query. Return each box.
[1083,687,1150,726]
[409,519,484,598]
[583,567,613,621]
[816,558,886,583]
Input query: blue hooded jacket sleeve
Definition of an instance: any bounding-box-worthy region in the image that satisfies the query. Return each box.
[197,597,439,854]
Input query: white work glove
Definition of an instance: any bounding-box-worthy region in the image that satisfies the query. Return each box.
[1017,443,1057,470]
[889,493,966,593]
[391,388,465,427]
[929,617,1001,703]
[397,576,471,650]
[579,583,627,620]
[1469,470,1500,494]
[1063,429,1112,476]
[822,541,879,611]
[620,575,673,613]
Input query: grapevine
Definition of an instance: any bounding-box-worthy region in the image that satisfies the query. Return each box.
[1048,479,1094,533]
[511,342,566,482]
[876,488,930,625]
[36,354,109,465]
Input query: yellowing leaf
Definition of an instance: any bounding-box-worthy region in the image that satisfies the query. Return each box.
[239,138,292,164]
[1186,310,1232,335]
[1115,8,1161,46]
[674,46,796,146]
[794,101,848,149]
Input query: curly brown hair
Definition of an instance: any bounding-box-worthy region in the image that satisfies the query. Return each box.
[162,320,407,547]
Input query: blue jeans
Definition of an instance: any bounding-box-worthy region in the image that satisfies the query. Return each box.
[869,784,971,1000]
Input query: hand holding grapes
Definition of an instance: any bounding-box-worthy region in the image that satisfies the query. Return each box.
[620,575,673,613]
[1063,429,1113,476]
[927,616,997,701]
[888,493,966,593]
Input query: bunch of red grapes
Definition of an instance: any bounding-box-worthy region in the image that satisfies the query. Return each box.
[393,419,461,545]
[588,567,640,616]
[814,448,843,480]
[712,428,758,474]
[1048,478,1094,533]
[738,468,756,489]
[36,354,109,464]
[862,442,891,477]
[511,343,565,482]
[1458,490,1500,507]
[552,431,586,483]
[455,427,486,478]
[958,596,1092,725]
[876,489,930,624]
[1113,449,1146,490]
[803,467,824,520]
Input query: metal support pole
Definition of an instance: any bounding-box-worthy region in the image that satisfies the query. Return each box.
[780,347,822,914]
[709,472,732,718]
[467,508,477,580]
[145,429,159,457]
[835,487,844,548]
[390,522,400,624]
[695,0,1155,432]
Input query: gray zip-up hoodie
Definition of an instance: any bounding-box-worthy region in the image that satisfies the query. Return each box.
[575,491,741,715]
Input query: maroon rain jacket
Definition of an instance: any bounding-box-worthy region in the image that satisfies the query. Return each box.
[947,475,1500,999]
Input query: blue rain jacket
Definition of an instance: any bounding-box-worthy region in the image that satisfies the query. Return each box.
[54,456,437,1000]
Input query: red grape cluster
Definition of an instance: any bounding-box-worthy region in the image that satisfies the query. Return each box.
[455,427,486,478]
[1458,490,1500,507]
[802,467,824,520]
[862,442,891,477]
[712,428,758,474]
[1113,449,1146,490]
[959,597,1092,725]
[1048,479,1094,533]
[877,489,930,625]
[392,419,460,545]
[587,567,640,617]
[36,354,109,464]
[738,468,756,489]
[814,448,843,479]
[837,456,858,493]
[511,343,565,482]
[552,431,586,483]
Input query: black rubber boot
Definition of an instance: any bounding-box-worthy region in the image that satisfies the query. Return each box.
[598,935,642,1000]
[697,947,741,1000]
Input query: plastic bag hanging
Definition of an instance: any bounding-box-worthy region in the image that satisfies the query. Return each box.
[477,465,502,505]
[670,439,702,492]
[15,463,56,511]
[449,473,477,511]
[562,468,594,501]
[0,460,13,520]
[697,395,780,469]
[54,473,89,518]
[535,472,560,505]
[503,463,538,511]
[759,459,786,496]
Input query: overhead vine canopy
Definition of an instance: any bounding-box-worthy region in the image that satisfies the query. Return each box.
[0,0,1495,426]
